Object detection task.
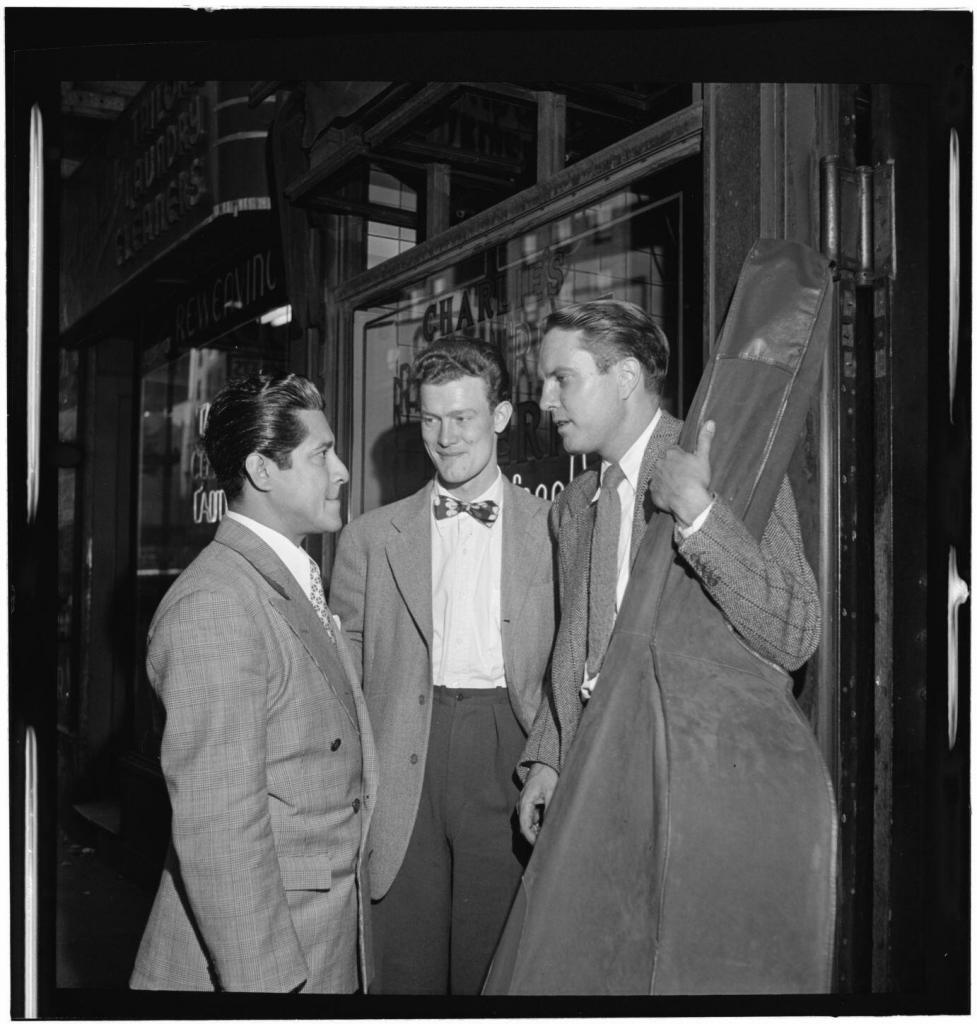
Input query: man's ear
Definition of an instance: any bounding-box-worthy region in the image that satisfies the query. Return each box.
[493,400,514,434]
[244,451,272,492]
[616,357,643,400]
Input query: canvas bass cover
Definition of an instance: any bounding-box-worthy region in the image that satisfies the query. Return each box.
[484,238,838,995]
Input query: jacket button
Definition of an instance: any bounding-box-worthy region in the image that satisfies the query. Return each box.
[352,798,361,813]
[410,754,418,764]
[331,738,342,751]
[418,694,426,705]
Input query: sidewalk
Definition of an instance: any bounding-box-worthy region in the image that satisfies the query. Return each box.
[56,828,155,989]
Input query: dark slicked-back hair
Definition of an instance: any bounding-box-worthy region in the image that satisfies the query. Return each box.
[412,337,510,409]
[543,299,669,394]
[203,373,325,500]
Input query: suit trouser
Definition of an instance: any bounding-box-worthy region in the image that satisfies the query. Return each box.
[371,686,529,994]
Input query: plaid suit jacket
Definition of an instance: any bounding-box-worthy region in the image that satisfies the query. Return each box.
[521,410,820,776]
[130,518,378,993]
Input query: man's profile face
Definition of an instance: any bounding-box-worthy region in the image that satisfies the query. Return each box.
[420,375,513,502]
[267,409,348,543]
[538,327,630,462]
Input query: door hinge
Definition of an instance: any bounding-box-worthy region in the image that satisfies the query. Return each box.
[820,156,896,284]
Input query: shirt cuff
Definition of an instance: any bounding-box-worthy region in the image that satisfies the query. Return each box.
[677,498,715,539]
[580,667,598,702]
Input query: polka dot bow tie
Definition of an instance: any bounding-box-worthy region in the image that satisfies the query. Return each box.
[433,495,499,525]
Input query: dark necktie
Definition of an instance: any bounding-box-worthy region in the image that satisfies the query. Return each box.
[587,462,626,677]
[433,494,499,525]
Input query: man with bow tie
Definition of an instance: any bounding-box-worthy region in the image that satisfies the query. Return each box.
[331,338,556,994]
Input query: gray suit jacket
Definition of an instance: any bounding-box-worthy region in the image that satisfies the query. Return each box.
[330,476,556,898]
[130,518,378,993]
[522,410,820,776]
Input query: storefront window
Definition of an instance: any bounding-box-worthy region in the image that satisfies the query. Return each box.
[137,318,290,581]
[133,320,290,756]
[564,85,694,167]
[367,167,417,269]
[350,158,701,516]
[368,220,418,270]
[133,244,290,758]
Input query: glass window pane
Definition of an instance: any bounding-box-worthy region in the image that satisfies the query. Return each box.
[564,85,694,168]
[57,466,77,731]
[58,348,79,443]
[136,319,290,581]
[371,221,400,240]
[351,158,701,516]
[367,222,416,270]
[369,167,417,212]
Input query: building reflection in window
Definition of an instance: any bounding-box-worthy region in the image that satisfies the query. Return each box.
[351,160,700,516]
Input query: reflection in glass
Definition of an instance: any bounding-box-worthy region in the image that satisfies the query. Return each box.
[351,160,701,516]
[133,316,289,760]
[58,348,79,443]
[57,467,77,732]
[57,346,81,732]
[137,321,290,580]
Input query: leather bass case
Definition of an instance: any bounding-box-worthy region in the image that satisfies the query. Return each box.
[484,238,838,995]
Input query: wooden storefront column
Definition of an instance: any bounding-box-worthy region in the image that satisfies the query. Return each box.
[426,162,451,238]
[536,91,567,181]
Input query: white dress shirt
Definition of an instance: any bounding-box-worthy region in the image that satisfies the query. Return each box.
[430,471,506,690]
[581,413,658,699]
[604,410,661,611]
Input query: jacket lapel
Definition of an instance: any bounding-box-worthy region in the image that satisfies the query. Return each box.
[629,411,683,566]
[385,483,435,650]
[560,466,600,590]
[332,623,379,824]
[214,518,360,730]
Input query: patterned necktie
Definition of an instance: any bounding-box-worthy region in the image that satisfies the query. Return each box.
[587,462,626,677]
[433,494,499,525]
[307,555,337,645]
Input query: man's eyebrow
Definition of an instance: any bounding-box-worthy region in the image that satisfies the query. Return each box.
[313,439,335,452]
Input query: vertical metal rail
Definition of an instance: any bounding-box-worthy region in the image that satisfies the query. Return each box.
[24,727,39,1018]
[948,129,960,424]
[946,128,968,752]
[23,100,44,1020]
[27,103,43,524]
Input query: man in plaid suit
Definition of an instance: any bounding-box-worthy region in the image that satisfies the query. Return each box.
[131,374,377,994]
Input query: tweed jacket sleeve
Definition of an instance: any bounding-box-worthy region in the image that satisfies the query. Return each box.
[676,475,820,672]
[331,525,367,674]
[519,684,561,776]
[148,586,308,993]
[517,500,564,777]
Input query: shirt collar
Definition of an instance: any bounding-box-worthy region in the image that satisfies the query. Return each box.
[225,509,314,597]
[595,408,662,499]
[433,468,504,505]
